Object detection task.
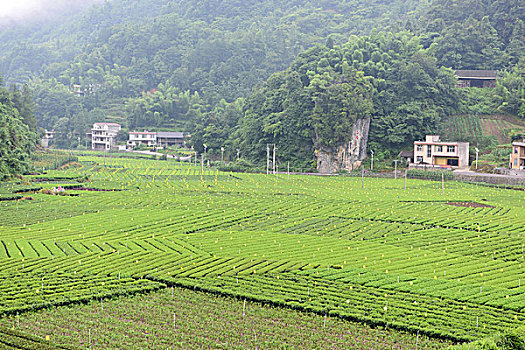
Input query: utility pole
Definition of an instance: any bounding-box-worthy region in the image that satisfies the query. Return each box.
[393,160,399,180]
[287,162,290,181]
[370,150,374,173]
[475,147,479,172]
[221,147,224,162]
[201,153,204,175]
[266,145,270,175]
[237,149,240,161]
[273,144,276,175]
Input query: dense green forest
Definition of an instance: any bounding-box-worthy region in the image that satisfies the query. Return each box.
[0,78,38,179]
[233,31,459,167]
[0,0,524,166]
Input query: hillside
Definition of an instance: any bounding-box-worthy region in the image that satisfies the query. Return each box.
[443,114,525,146]
[0,0,523,167]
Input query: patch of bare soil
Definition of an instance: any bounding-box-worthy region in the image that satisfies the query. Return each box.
[446,202,494,208]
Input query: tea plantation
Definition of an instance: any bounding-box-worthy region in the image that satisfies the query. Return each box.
[0,155,524,347]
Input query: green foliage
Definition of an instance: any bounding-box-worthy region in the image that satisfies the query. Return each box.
[240,46,374,166]
[216,158,257,173]
[125,84,203,130]
[417,0,525,70]
[187,98,243,154]
[0,325,78,349]
[0,82,37,179]
[406,169,455,181]
[451,326,525,350]
[239,31,459,165]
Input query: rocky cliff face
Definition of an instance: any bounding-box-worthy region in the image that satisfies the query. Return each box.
[316,117,370,174]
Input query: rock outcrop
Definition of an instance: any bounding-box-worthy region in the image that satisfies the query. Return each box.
[316,117,370,174]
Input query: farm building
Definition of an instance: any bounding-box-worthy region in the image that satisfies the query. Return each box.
[157,131,185,147]
[454,70,497,88]
[127,131,186,149]
[398,150,413,164]
[413,135,469,168]
[91,123,121,151]
[128,131,157,148]
[510,140,525,170]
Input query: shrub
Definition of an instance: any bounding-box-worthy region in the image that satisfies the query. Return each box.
[217,159,259,173]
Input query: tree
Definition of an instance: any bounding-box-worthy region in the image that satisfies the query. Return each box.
[0,81,37,179]
[9,84,37,132]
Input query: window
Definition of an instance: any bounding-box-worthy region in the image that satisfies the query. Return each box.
[447,145,455,153]
[427,145,432,158]
[417,156,423,163]
[515,147,519,154]
[416,145,423,152]
[436,145,443,152]
[515,159,518,166]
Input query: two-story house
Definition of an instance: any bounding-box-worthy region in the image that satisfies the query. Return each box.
[127,131,157,148]
[510,140,525,170]
[414,135,469,168]
[127,131,186,149]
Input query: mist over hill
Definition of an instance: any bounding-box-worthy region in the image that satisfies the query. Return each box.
[0,0,104,24]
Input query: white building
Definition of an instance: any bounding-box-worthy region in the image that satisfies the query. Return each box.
[413,135,469,168]
[127,131,157,148]
[91,123,121,151]
[41,129,55,148]
[127,131,187,149]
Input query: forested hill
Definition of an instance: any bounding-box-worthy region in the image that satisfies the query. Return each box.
[0,0,425,138]
[1,0,423,86]
[0,0,523,166]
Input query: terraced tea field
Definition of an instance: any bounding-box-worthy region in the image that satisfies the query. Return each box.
[0,155,524,348]
[444,114,525,144]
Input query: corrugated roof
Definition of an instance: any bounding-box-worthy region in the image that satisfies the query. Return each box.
[454,70,497,79]
[157,132,184,138]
